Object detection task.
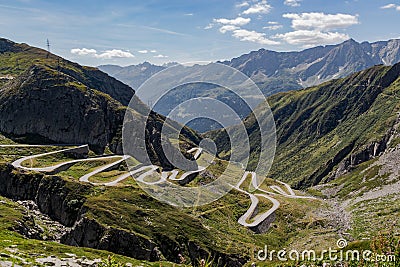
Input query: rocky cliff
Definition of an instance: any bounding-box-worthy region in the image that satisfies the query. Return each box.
[0,163,89,226]
[0,65,126,153]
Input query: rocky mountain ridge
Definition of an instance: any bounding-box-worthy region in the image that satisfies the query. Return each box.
[222,38,400,91]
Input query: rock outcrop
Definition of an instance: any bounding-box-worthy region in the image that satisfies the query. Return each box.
[61,217,161,261]
[0,163,89,226]
[0,65,126,153]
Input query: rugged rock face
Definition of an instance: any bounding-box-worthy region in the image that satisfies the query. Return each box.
[0,65,125,153]
[249,212,276,234]
[14,200,71,241]
[62,217,161,261]
[331,119,398,181]
[0,164,89,226]
[12,211,45,240]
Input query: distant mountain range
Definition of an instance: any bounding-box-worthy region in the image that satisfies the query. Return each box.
[99,62,167,94]
[100,38,400,95]
[222,38,400,92]
[99,38,400,132]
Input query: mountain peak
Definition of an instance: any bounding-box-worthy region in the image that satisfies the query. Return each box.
[345,38,358,43]
[339,38,359,47]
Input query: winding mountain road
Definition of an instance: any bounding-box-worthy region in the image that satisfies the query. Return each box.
[5,144,316,231]
[233,171,316,229]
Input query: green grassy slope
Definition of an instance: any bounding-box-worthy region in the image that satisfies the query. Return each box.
[205,63,400,266]
[208,63,400,188]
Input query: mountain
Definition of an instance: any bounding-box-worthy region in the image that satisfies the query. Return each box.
[100,39,400,132]
[222,38,400,92]
[0,40,325,266]
[0,38,200,166]
[100,39,400,96]
[99,62,167,93]
[209,62,400,185]
[206,62,400,240]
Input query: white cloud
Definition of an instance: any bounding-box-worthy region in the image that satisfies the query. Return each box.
[212,11,279,45]
[184,13,193,16]
[263,25,283,30]
[232,29,280,45]
[95,49,134,59]
[381,3,397,9]
[242,0,272,15]
[236,1,249,8]
[283,12,359,31]
[274,30,349,47]
[284,0,302,7]
[71,48,134,59]
[219,25,240,33]
[154,54,168,58]
[213,17,251,26]
[381,3,400,11]
[268,21,279,25]
[70,48,97,56]
[277,12,358,47]
[138,49,157,54]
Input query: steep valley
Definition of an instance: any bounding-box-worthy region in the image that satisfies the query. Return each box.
[0,38,399,266]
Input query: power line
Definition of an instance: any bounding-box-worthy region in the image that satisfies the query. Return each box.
[46,39,50,58]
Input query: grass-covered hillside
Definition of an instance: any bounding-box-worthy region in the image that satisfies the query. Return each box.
[209,63,400,188]
[206,63,400,265]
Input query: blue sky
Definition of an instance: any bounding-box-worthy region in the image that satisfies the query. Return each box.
[1,0,399,66]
